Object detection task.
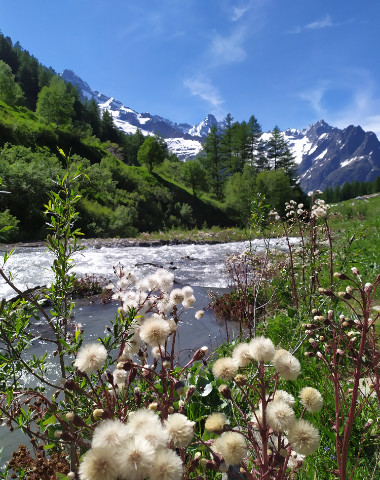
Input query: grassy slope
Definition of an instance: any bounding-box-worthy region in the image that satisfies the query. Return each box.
[0,101,232,237]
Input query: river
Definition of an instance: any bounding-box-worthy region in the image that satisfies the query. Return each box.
[0,238,288,464]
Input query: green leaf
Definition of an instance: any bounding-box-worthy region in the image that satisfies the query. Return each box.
[42,415,57,426]
[43,444,56,450]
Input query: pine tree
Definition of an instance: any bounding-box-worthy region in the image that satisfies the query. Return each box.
[100,110,120,142]
[201,125,225,199]
[220,113,234,173]
[246,115,266,171]
[266,126,297,185]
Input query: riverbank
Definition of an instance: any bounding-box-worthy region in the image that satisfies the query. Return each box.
[0,227,250,250]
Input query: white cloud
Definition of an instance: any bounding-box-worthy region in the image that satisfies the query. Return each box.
[209,28,247,65]
[305,14,333,30]
[289,14,335,34]
[184,77,224,110]
[298,82,330,117]
[231,2,252,21]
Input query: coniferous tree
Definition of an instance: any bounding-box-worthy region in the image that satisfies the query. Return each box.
[246,115,269,173]
[0,34,19,73]
[220,113,234,173]
[266,126,297,185]
[201,125,225,199]
[15,49,40,110]
[100,110,120,142]
[86,98,102,138]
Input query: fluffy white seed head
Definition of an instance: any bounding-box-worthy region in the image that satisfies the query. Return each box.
[149,449,183,480]
[272,350,301,380]
[78,448,119,480]
[169,288,185,305]
[299,387,323,413]
[288,419,320,455]
[139,316,170,346]
[74,343,107,374]
[91,419,129,450]
[204,413,228,432]
[266,400,296,432]
[232,343,253,367]
[212,357,239,380]
[249,336,275,362]
[164,413,195,448]
[212,431,248,466]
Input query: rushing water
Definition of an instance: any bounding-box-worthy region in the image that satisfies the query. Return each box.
[0,238,289,464]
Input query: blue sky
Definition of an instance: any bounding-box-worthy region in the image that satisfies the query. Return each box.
[1,0,380,135]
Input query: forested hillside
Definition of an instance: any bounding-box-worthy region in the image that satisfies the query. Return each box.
[10,32,380,241]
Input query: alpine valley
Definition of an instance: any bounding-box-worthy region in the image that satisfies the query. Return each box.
[62,70,380,193]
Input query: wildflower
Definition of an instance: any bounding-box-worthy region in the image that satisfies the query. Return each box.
[117,437,155,480]
[139,316,170,347]
[127,409,161,434]
[288,419,320,455]
[149,449,183,480]
[167,318,177,333]
[155,268,175,292]
[165,413,195,448]
[249,336,275,362]
[266,400,296,432]
[182,285,194,298]
[272,390,295,406]
[299,387,323,413]
[169,288,185,305]
[74,343,108,374]
[212,357,239,380]
[232,343,253,367]
[78,447,119,480]
[92,419,129,450]
[182,295,196,308]
[93,409,104,419]
[273,350,301,380]
[205,413,227,432]
[351,267,359,275]
[136,421,169,449]
[195,310,204,319]
[113,368,127,388]
[212,431,248,466]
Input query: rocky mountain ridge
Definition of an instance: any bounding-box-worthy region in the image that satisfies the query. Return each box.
[61,70,380,192]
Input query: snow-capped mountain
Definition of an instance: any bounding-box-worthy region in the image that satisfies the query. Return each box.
[61,70,212,159]
[61,70,380,191]
[282,120,380,192]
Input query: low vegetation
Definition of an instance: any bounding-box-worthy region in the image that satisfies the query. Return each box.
[0,160,378,480]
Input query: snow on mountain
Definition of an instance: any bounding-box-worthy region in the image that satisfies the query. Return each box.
[285,120,380,192]
[61,69,209,159]
[61,70,380,191]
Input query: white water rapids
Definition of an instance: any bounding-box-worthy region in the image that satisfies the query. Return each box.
[0,238,290,463]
